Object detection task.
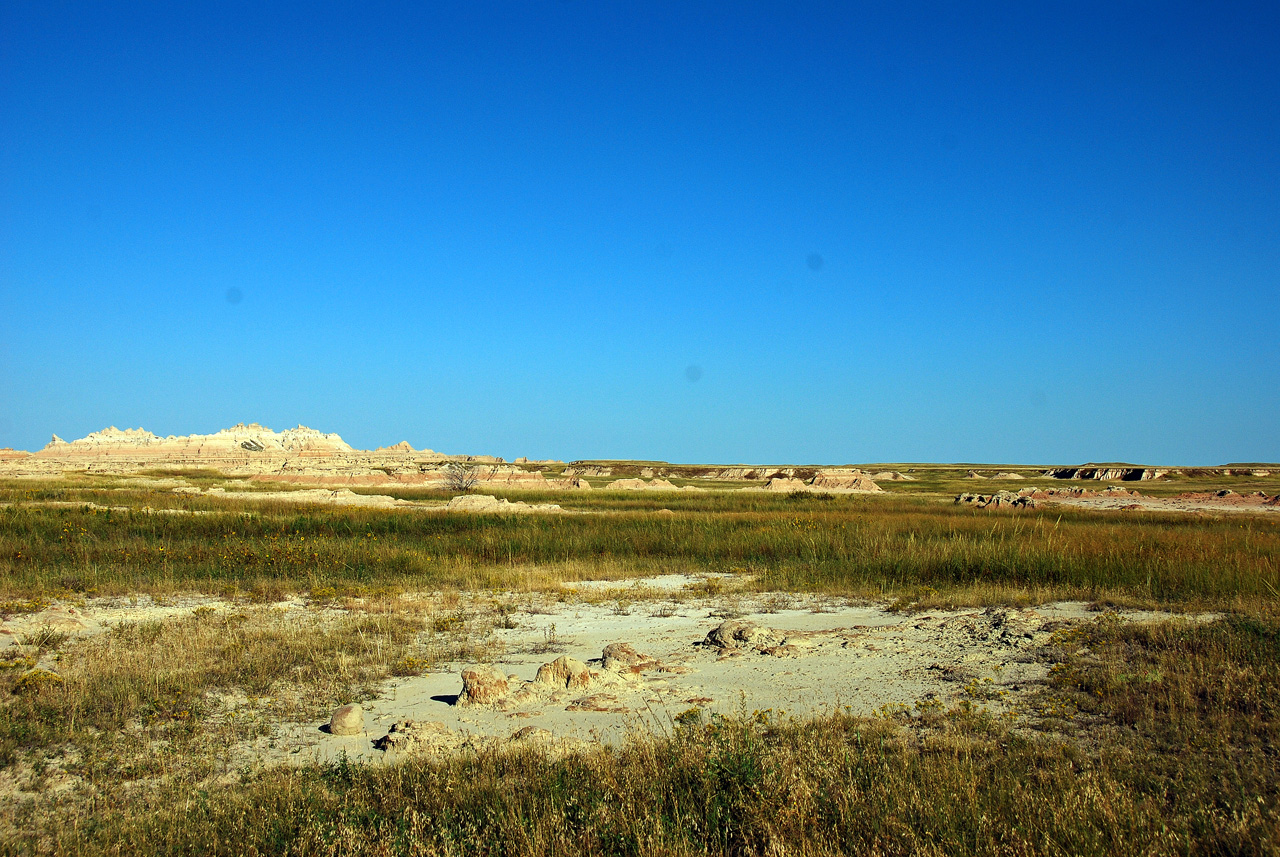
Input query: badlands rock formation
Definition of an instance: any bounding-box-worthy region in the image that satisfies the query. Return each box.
[445,495,565,514]
[0,423,584,491]
[1043,465,1168,481]
[759,469,883,494]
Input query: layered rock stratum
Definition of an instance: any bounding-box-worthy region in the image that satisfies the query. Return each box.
[0,423,568,490]
[0,424,892,493]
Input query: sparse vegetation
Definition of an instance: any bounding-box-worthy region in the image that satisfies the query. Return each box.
[0,473,1277,853]
[443,461,480,493]
[6,612,1275,855]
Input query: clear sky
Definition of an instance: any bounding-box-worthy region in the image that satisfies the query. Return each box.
[2,2,1277,465]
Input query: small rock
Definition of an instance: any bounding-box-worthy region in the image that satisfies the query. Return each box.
[601,642,660,672]
[535,656,593,690]
[329,704,364,736]
[703,620,780,650]
[373,719,459,753]
[565,693,629,713]
[458,664,510,706]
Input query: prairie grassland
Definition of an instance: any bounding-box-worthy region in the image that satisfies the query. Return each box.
[1,486,1277,607]
[9,612,1277,856]
[2,477,1278,854]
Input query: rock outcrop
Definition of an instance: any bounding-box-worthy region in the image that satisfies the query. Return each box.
[457,665,510,707]
[955,491,1039,510]
[809,469,881,492]
[600,642,661,673]
[446,495,565,514]
[534,656,594,690]
[757,469,882,494]
[1044,465,1168,481]
[0,423,590,491]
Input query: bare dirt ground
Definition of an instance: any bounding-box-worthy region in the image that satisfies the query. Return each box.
[1,577,1216,771]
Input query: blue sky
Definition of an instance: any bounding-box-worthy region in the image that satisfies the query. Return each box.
[2,2,1277,465]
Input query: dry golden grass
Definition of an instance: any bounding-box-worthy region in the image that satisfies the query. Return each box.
[2,475,1278,854]
[1,487,1277,608]
[6,613,1273,856]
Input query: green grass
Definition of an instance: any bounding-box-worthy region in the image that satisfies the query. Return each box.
[3,474,1279,854]
[1,490,1277,607]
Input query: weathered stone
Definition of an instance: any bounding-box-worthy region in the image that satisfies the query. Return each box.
[446,494,564,514]
[329,704,364,735]
[457,665,510,706]
[808,469,882,492]
[565,693,629,713]
[601,642,660,673]
[373,719,460,753]
[703,620,780,650]
[534,656,593,690]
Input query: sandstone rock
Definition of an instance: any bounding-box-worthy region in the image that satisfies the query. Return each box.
[375,441,418,453]
[563,465,613,477]
[534,656,593,690]
[966,470,988,479]
[760,644,803,657]
[373,719,460,753]
[448,494,503,512]
[703,620,780,649]
[605,478,650,490]
[1043,465,1167,481]
[992,472,1026,480]
[871,471,915,481]
[329,704,364,735]
[765,477,808,492]
[809,469,882,492]
[565,693,629,713]
[446,495,564,514]
[457,665,510,706]
[955,491,1038,510]
[601,642,660,673]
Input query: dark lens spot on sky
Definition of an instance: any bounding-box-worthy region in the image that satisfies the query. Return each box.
[806,253,824,272]
[225,287,243,305]
[684,364,703,382]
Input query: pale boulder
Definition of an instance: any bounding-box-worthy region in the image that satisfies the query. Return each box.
[329,704,364,735]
